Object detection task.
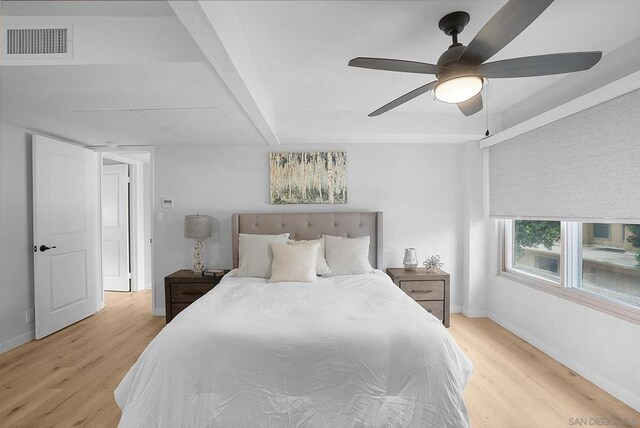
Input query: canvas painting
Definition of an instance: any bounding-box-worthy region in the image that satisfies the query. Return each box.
[269,152,347,204]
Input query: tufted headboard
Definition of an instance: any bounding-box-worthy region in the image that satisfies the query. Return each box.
[232,212,383,269]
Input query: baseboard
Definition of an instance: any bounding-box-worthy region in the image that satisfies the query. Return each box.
[462,308,488,318]
[0,329,34,354]
[487,311,640,412]
[152,307,165,317]
[450,305,463,313]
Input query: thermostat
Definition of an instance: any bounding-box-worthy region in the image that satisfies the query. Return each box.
[161,197,175,208]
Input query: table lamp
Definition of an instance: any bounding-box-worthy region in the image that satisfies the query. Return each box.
[184,214,211,274]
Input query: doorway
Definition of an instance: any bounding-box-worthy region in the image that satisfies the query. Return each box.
[100,151,153,307]
[102,159,130,291]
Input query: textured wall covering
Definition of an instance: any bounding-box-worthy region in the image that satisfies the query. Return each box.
[489,89,640,222]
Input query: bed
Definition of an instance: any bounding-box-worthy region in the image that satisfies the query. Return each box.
[115,212,473,427]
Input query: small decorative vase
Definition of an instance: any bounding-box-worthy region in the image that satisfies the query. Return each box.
[403,248,418,271]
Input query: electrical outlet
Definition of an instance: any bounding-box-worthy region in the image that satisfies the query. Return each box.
[26,308,35,324]
[157,212,164,223]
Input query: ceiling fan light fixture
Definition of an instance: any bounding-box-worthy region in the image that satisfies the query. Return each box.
[434,76,483,104]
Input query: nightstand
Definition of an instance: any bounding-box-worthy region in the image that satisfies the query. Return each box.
[164,269,229,323]
[386,268,450,327]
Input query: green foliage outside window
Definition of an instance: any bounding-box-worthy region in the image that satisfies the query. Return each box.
[514,220,561,259]
[626,224,640,268]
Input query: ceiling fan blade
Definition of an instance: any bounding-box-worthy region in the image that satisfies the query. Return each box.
[478,51,602,78]
[349,57,440,74]
[459,0,554,65]
[369,81,438,117]
[457,93,483,116]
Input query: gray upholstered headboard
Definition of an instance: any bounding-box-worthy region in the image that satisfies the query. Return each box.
[232,212,383,269]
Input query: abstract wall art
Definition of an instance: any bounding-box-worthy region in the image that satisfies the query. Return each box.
[269,152,347,204]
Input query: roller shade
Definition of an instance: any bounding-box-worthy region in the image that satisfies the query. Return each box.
[489,89,640,223]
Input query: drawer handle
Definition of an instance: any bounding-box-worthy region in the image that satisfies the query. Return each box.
[412,289,432,293]
[427,309,433,313]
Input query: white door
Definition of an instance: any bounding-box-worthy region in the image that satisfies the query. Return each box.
[101,164,130,291]
[33,135,99,339]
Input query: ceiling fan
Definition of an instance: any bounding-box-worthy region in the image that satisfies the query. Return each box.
[348,0,602,117]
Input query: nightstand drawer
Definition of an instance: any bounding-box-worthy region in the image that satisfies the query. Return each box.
[386,268,450,328]
[170,282,214,303]
[171,303,192,318]
[400,280,445,300]
[417,300,444,321]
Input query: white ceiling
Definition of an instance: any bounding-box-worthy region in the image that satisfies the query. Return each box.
[231,0,640,114]
[0,0,175,17]
[1,0,639,146]
[0,1,266,146]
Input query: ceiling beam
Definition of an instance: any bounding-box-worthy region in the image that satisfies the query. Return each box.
[497,36,640,134]
[168,0,279,145]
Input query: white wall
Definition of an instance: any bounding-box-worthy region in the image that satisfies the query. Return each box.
[0,123,35,352]
[460,142,489,317]
[486,248,640,411]
[153,143,483,315]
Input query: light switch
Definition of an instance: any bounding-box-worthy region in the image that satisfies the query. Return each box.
[157,212,164,223]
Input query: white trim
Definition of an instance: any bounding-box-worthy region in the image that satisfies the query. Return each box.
[462,308,488,318]
[480,70,640,149]
[0,330,34,354]
[152,307,165,317]
[487,311,640,412]
[497,269,640,324]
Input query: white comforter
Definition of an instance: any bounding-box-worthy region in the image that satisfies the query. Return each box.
[115,270,473,427]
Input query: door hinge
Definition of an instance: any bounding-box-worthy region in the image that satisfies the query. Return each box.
[128,272,132,279]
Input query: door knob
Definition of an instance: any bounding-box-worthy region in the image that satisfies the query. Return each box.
[40,245,56,252]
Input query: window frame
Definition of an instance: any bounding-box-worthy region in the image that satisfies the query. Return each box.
[498,219,640,324]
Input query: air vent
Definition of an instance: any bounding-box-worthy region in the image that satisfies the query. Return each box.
[3,25,72,59]
[7,28,67,54]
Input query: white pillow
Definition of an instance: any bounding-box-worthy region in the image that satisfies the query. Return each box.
[237,233,290,278]
[323,235,374,275]
[270,242,320,283]
[288,238,332,275]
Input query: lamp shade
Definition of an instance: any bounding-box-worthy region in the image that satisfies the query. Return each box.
[184,215,211,240]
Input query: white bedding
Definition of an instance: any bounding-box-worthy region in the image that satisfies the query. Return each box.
[115,270,473,427]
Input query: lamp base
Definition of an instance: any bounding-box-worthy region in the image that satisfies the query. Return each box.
[192,240,205,274]
[192,269,203,275]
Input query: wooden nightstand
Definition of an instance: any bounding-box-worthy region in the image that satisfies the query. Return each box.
[386,268,450,327]
[164,269,229,323]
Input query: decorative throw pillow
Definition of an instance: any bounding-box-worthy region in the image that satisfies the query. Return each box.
[237,233,290,278]
[323,235,374,275]
[269,242,320,283]
[288,238,332,275]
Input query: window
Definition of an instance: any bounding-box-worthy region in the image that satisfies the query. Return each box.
[535,255,559,274]
[580,223,640,307]
[592,223,611,239]
[509,220,561,283]
[502,220,640,316]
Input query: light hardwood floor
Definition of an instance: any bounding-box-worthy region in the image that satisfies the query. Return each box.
[0,291,164,427]
[451,315,639,428]
[1,291,638,427]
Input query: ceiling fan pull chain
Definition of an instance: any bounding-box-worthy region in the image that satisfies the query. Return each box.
[485,80,490,137]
